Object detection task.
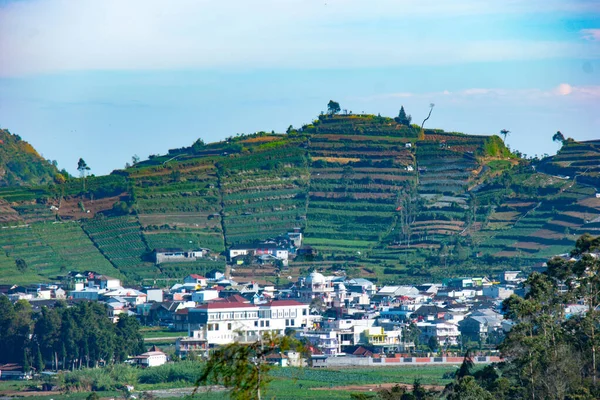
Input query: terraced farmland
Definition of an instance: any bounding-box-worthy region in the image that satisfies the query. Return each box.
[304,115,416,256]
[539,140,600,187]
[219,144,309,245]
[0,225,65,283]
[31,221,121,277]
[82,216,157,279]
[3,111,600,285]
[131,158,225,253]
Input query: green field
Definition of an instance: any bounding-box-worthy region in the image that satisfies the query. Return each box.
[10,364,457,400]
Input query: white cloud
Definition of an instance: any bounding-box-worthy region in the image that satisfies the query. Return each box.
[0,0,598,76]
[556,83,573,95]
[366,84,600,102]
[581,28,600,41]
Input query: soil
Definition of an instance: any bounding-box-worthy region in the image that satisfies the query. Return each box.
[311,382,445,392]
[56,194,125,220]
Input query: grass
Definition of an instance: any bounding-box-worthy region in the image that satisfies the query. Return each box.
[15,364,455,400]
[141,328,187,339]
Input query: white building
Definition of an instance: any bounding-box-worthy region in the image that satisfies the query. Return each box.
[155,248,208,264]
[191,290,220,303]
[187,300,310,345]
[416,321,460,346]
[92,275,121,290]
[132,346,167,367]
[183,274,208,287]
[482,285,514,300]
[298,272,335,306]
[103,288,147,305]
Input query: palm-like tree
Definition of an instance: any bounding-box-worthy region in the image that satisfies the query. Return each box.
[500,129,510,143]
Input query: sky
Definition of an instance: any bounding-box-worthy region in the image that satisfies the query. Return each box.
[0,0,599,176]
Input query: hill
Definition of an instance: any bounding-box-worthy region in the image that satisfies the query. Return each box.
[0,112,598,285]
[0,129,61,186]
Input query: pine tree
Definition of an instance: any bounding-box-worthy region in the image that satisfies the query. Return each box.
[36,345,44,373]
[22,348,30,372]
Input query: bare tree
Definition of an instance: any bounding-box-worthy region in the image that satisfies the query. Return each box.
[420,103,435,130]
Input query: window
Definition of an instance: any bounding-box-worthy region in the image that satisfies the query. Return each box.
[228,323,232,330]
[266,320,270,327]
[285,319,289,326]
[260,320,264,327]
[254,321,258,327]
[302,309,307,316]
[291,319,295,326]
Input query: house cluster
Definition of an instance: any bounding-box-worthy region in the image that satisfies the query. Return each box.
[0,261,553,370]
[228,229,304,267]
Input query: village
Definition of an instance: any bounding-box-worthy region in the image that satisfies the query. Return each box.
[4,228,585,379]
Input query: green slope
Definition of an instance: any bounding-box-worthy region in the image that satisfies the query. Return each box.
[0,112,598,284]
[0,128,60,186]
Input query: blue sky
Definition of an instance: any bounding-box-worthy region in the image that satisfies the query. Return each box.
[0,0,599,175]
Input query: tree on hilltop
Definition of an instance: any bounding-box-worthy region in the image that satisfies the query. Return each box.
[396,105,412,125]
[420,103,435,131]
[500,129,510,143]
[327,100,341,115]
[552,131,565,145]
[77,158,90,191]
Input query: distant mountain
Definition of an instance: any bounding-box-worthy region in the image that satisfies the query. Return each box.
[0,129,60,186]
[0,112,598,285]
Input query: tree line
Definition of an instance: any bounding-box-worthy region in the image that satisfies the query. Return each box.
[0,299,144,371]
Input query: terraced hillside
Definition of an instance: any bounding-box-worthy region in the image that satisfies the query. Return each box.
[304,115,416,256]
[219,140,309,245]
[81,216,157,280]
[0,222,119,284]
[129,156,225,254]
[538,140,600,187]
[0,112,599,284]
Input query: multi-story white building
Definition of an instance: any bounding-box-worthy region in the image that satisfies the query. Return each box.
[187,300,311,345]
[416,321,460,346]
[297,272,336,306]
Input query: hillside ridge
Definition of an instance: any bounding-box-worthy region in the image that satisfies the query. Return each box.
[1,112,598,285]
[0,128,61,187]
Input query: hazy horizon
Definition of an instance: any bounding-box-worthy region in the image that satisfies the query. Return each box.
[1,0,599,175]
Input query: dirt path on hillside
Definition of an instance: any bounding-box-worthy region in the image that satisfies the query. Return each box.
[311,382,445,393]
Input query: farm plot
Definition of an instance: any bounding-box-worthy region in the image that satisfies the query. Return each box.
[31,221,120,277]
[219,146,309,246]
[0,200,22,226]
[158,257,225,279]
[12,203,55,224]
[0,225,65,281]
[306,131,414,254]
[82,216,158,278]
[132,161,225,252]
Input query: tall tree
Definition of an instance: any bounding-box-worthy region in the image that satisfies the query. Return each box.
[327,100,341,115]
[115,314,144,362]
[196,333,306,400]
[552,131,565,145]
[77,158,90,191]
[396,106,412,125]
[420,103,435,131]
[500,129,510,143]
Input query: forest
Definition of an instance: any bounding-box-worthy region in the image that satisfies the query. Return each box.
[0,299,144,371]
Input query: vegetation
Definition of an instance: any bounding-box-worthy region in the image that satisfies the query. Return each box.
[0,299,144,370]
[0,128,62,186]
[1,111,599,284]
